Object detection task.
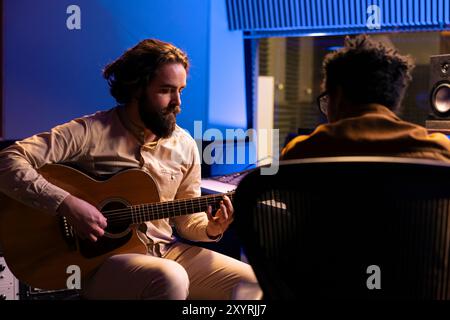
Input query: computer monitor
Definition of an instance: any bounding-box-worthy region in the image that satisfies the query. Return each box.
[199,139,257,178]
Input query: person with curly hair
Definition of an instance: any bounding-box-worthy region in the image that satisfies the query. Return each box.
[281,34,450,161]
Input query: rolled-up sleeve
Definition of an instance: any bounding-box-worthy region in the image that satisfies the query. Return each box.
[0,118,90,215]
[170,140,214,242]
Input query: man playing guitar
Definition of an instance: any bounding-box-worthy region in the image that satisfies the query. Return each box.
[0,39,261,300]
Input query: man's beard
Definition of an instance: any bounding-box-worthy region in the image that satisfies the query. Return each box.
[138,94,179,138]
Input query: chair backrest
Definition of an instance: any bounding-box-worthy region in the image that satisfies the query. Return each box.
[234,156,450,300]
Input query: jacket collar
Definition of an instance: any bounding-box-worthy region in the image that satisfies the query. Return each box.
[336,103,401,121]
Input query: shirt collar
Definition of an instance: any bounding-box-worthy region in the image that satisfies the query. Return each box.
[116,105,146,145]
[338,103,401,121]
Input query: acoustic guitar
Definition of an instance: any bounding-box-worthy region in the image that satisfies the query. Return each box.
[0,164,233,290]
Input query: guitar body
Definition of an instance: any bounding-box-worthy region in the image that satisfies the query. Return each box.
[0,164,160,290]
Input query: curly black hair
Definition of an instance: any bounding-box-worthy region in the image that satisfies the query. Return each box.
[322,34,415,111]
[103,39,189,104]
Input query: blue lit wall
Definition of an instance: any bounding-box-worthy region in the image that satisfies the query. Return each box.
[208,0,247,131]
[4,0,115,139]
[3,0,247,139]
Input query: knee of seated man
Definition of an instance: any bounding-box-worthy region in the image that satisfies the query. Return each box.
[143,259,189,300]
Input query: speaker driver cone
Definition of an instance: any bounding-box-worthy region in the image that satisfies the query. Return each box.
[431,82,450,117]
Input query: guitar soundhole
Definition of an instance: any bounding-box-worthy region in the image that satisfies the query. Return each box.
[78,200,133,259]
[101,200,133,235]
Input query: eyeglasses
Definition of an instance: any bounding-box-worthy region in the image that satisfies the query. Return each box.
[317,91,329,116]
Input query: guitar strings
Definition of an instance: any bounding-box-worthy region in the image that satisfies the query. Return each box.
[104,201,221,221]
[102,193,233,216]
[100,192,234,216]
[104,196,232,221]
[99,193,235,223]
[104,199,226,223]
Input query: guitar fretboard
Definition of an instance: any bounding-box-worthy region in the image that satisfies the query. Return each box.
[104,192,235,224]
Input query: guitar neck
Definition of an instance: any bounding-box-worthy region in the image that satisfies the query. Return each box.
[123,192,235,224]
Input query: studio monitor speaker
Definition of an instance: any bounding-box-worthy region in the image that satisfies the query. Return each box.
[426,54,450,133]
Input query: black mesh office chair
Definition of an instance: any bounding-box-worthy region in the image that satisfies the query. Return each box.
[234,157,450,300]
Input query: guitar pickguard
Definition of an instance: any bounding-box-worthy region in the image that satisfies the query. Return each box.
[78,231,133,258]
[77,199,135,258]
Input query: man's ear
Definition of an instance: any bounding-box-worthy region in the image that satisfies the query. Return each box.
[327,86,344,122]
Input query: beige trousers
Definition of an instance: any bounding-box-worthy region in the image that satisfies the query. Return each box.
[81,242,262,300]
